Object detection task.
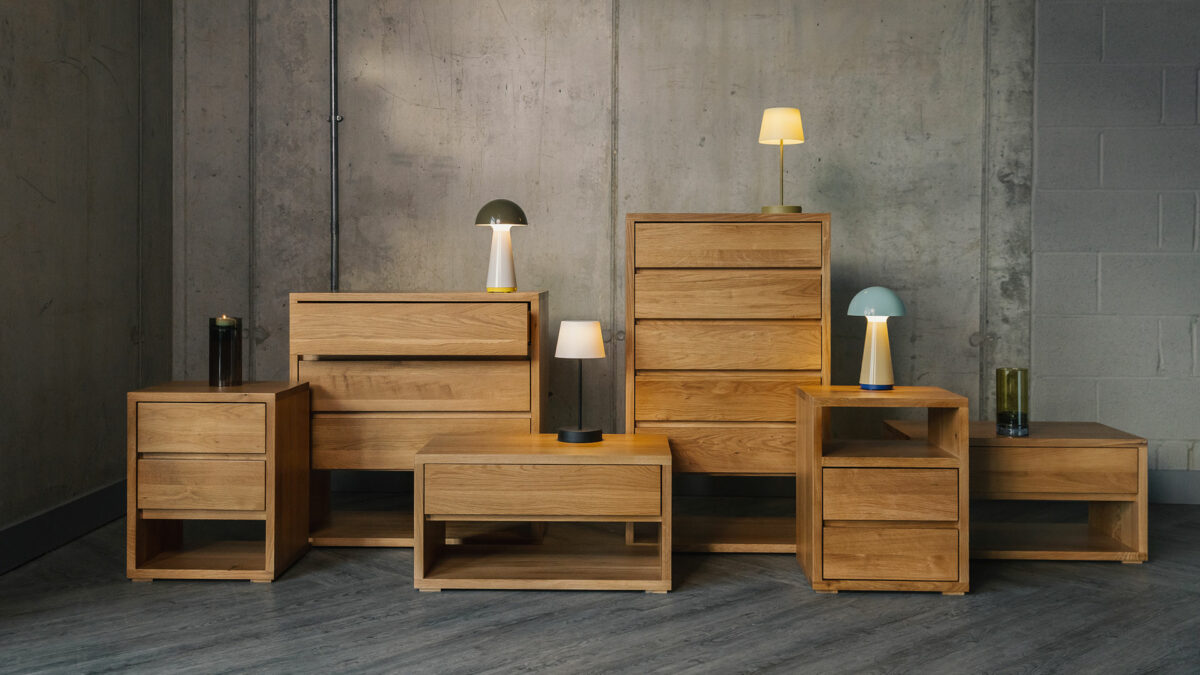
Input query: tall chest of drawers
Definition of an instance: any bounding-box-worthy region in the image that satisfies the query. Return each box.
[290,292,547,547]
[625,213,831,552]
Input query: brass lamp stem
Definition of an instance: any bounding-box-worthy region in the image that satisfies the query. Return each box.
[779,140,785,205]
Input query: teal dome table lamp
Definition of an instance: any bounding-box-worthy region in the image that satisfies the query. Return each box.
[848,286,906,390]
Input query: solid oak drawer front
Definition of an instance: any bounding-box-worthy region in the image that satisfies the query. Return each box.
[823,469,958,521]
[635,321,821,371]
[635,424,794,473]
[290,301,529,357]
[312,415,531,471]
[635,221,822,268]
[299,360,530,412]
[136,403,265,454]
[635,372,820,422]
[972,446,1138,494]
[137,459,265,511]
[634,269,821,319]
[423,464,661,517]
[823,527,958,581]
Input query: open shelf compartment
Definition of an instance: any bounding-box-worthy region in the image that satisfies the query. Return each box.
[132,520,270,581]
[418,521,669,591]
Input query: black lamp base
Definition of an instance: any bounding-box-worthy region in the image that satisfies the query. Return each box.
[557,427,603,443]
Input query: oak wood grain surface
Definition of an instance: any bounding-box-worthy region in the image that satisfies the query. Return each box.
[635,371,820,422]
[634,269,821,319]
[634,320,821,371]
[822,468,959,521]
[136,459,266,511]
[299,360,530,412]
[634,221,823,268]
[289,301,529,356]
[311,414,530,470]
[822,527,959,581]
[423,464,662,517]
[136,402,266,454]
[634,422,795,473]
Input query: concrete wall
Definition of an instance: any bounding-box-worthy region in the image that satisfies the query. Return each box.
[0,0,173,530]
[173,1,1033,435]
[1033,0,1200,482]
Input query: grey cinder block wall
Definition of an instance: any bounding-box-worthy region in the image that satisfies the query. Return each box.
[1033,0,1200,491]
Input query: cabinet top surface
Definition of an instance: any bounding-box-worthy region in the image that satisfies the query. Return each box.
[627,212,830,223]
[129,381,306,400]
[291,291,545,303]
[798,385,967,408]
[417,433,671,465]
[885,419,1146,446]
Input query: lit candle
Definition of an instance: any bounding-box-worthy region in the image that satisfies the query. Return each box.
[209,315,242,387]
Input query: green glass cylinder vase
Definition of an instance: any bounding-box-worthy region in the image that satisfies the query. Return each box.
[996,367,1029,437]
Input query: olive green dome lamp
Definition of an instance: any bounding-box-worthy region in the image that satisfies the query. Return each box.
[475,199,527,292]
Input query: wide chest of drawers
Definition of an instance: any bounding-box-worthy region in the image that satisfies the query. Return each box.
[290,292,547,547]
[625,213,831,552]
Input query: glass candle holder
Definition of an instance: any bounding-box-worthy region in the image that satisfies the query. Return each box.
[209,315,243,387]
[996,367,1029,437]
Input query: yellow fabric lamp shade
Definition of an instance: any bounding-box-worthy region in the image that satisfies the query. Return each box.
[758,107,805,145]
[759,107,805,213]
[555,320,605,360]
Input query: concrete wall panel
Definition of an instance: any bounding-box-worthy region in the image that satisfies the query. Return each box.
[617,0,991,422]
[173,0,252,379]
[174,0,1036,441]
[0,1,171,528]
[252,0,330,381]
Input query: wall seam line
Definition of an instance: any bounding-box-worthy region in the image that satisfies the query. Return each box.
[609,0,620,431]
[181,0,189,378]
[979,0,993,417]
[1025,0,1036,380]
[136,0,144,386]
[247,0,258,381]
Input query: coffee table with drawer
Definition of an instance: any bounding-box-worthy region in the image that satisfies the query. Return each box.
[884,420,1148,563]
[126,381,310,581]
[414,433,672,592]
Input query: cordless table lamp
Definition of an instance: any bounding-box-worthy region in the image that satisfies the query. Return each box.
[555,320,605,443]
[758,106,805,213]
[848,286,906,390]
[475,198,527,292]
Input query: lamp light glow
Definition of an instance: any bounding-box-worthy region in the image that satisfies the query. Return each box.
[848,286,906,390]
[475,199,527,292]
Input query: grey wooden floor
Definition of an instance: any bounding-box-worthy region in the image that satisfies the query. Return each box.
[2,505,1198,674]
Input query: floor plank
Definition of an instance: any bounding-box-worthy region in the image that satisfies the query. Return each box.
[0,505,1197,673]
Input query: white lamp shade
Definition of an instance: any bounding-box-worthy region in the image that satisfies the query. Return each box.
[555,321,605,359]
[758,107,805,145]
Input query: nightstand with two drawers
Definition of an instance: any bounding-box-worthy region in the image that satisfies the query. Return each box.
[126,382,310,582]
